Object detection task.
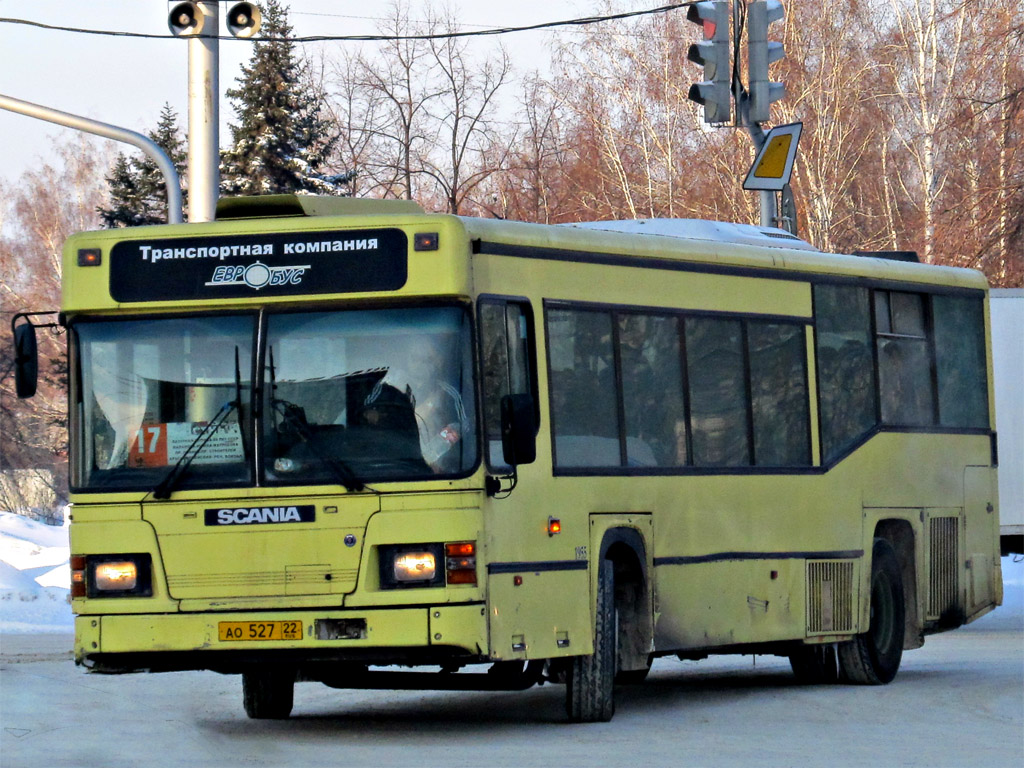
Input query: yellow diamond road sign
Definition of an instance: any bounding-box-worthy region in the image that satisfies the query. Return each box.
[743,122,802,191]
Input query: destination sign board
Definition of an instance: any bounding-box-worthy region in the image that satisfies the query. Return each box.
[109,228,408,302]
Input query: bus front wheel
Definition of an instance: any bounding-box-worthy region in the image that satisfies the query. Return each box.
[242,667,295,719]
[566,559,616,722]
[838,538,905,685]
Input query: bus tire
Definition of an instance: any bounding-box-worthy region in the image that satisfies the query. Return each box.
[566,559,616,722]
[789,644,838,684]
[242,667,295,719]
[838,538,905,685]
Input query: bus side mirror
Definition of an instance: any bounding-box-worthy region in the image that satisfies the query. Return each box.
[13,321,39,399]
[500,394,537,466]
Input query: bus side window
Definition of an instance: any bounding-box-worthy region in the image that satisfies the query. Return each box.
[479,299,537,470]
[748,321,811,467]
[814,284,877,463]
[932,295,989,428]
[685,317,750,467]
[874,290,935,426]
[618,314,687,467]
[547,308,620,468]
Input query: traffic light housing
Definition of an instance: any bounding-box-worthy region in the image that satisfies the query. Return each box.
[226,3,263,39]
[687,1,731,124]
[167,2,207,36]
[747,0,785,123]
[169,2,262,38]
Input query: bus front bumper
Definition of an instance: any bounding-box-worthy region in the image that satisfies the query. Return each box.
[75,603,488,673]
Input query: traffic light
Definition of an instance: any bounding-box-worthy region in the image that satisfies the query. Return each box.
[169,3,262,38]
[747,0,785,123]
[226,3,263,39]
[167,2,207,36]
[687,1,731,124]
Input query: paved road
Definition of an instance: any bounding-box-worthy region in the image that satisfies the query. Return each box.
[2,605,1021,768]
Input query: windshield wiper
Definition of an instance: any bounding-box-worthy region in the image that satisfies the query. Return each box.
[151,347,244,500]
[268,346,366,493]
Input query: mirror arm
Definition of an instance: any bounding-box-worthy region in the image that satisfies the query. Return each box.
[485,466,519,499]
[10,310,61,335]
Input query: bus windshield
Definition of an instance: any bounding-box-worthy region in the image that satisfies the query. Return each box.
[264,306,476,483]
[72,306,477,492]
[74,315,255,491]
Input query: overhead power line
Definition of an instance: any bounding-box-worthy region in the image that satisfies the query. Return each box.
[0,4,691,43]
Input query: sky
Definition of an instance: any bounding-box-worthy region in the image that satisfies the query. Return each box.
[0,0,595,186]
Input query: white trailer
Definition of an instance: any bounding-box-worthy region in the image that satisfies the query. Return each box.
[991,289,1023,554]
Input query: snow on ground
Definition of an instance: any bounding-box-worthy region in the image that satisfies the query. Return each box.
[0,508,1021,635]
[0,510,73,633]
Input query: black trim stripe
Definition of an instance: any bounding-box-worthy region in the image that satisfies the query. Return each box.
[549,425,992,477]
[654,549,864,567]
[553,465,824,477]
[476,241,986,297]
[487,560,588,574]
[544,297,811,324]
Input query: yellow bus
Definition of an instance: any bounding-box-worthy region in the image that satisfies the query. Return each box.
[14,194,1001,722]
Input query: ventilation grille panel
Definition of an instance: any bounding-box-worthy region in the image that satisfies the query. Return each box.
[928,516,959,620]
[806,560,854,634]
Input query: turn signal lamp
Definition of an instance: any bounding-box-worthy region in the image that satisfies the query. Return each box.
[445,542,477,585]
[548,517,562,536]
[70,555,86,598]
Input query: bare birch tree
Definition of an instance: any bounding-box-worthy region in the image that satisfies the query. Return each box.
[0,135,110,513]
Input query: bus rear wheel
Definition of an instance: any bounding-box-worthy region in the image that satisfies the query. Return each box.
[242,667,295,719]
[566,559,616,722]
[838,538,905,685]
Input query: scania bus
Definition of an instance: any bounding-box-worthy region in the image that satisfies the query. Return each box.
[13,194,1001,722]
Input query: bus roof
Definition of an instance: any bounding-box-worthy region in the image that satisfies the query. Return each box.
[458,215,990,293]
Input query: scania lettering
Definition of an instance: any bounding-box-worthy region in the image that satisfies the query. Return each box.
[211,507,312,526]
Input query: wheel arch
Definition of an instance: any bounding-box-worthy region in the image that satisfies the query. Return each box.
[874,519,922,650]
[597,525,653,672]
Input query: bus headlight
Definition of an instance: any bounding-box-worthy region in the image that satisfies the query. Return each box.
[379,544,444,589]
[379,542,477,589]
[95,561,138,591]
[85,554,154,598]
[394,552,437,582]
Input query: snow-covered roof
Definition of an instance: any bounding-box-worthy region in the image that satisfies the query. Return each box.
[562,219,821,252]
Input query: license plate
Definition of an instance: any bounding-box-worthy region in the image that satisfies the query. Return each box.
[218,620,303,642]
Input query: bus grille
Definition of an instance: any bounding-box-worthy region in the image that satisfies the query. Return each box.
[928,516,959,620]
[166,567,358,598]
[806,560,854,634]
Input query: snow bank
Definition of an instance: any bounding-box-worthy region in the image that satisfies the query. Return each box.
[0,510,73,633]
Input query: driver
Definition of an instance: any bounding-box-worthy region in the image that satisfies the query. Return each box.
[364,334,467,473]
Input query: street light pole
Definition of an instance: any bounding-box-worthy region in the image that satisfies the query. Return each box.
[0,94,184,224]
[187,1,220,223]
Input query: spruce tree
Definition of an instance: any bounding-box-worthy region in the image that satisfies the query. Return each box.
[220,0,350,196]
[99,103,187,227]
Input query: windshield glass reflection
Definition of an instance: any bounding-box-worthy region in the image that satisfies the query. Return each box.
[264,306,477,483]
[74,316,254,490]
